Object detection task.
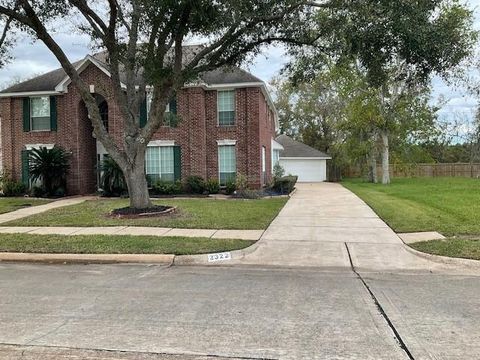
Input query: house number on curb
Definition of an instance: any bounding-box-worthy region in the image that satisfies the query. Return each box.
[207,252,232,262]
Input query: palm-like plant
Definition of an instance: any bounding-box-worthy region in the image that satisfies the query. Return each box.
[101,157,127,196]
[29,146,71,197]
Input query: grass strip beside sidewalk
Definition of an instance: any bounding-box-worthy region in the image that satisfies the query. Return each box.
[0,234,254,255]
[410,238,480,261]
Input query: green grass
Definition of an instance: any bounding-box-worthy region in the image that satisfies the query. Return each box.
[0,197,51,214]
[4,198,287,230]
[0,233,254,255]
[410,238,480,261]
[342,177,480,236]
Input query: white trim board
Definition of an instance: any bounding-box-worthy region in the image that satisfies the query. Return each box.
[216,139,237,146]
[0,91,61,98]
[147,140,175,147]
[280,156,332,160]
[25,143,55,150]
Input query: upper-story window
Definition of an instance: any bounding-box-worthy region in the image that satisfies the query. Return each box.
[30,97,51,131]
[217,90,235,126]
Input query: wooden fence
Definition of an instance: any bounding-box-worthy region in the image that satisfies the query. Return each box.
[345,163,480,179]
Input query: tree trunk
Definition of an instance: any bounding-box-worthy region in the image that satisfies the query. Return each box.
[368,151,378,183]
[380,129,390,184]
[124,161,152,209]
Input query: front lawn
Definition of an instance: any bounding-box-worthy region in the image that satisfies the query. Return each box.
[0,197,51,214]
[342,177,480,236]
[410,238,480,261]
[0,233,253,255]
[4,198,287,229]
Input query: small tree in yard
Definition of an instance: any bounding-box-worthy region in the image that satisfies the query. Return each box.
[0,0,319,209]
[29,146,70,197]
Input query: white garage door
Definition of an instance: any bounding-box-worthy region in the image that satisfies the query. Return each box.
[279,158,327,182]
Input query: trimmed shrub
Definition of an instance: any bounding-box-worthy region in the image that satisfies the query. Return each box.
[31,186,45,198]
[152,180,182,195]
[234,189,262,199]
[184,175,205,194]
[204,178,220,194]
[272,175,298,194]
[225,180,236,195]
[273,162,285,179]
[235,173,249,191]
[2,179,27,197]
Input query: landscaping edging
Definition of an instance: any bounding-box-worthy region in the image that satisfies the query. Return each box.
[403,244,480,270]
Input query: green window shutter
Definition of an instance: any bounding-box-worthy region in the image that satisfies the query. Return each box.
[169,97,177,115]
[173,146,181,181]
[139,98,147,128]
[50,96,57,131]
[22,98,31,132]
[21,150,30,187]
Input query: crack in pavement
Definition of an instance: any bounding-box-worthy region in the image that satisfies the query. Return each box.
[344,242,415,360]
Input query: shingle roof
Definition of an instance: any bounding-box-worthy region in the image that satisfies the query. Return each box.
[1,54,263,94]
[1,61,81,93]
[200,67,262,85]
[275,134,330,158]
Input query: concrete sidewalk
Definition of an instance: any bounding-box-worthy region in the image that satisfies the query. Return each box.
[0,226,263,240]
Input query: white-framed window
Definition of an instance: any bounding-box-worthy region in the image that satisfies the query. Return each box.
[30,96,50,131]
[218,145,236,185]
[272,149,280,169]
[145,146,175,183]
[262,146,266,184]
[217,90,235,126]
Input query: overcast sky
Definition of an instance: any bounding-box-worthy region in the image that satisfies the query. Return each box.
[1,1,479,133]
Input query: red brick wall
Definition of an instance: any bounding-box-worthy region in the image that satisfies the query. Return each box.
[0,63,276,194]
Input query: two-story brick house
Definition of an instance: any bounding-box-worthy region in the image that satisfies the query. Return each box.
[0,53,279,195]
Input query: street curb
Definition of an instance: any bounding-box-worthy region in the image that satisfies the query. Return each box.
[174,240,262,266]
[0,252,175,265]
[403,244,480,270]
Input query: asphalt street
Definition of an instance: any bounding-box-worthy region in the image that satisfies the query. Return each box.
[0,263,479,359]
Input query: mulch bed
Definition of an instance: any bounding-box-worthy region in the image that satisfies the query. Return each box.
[109,205,176,219]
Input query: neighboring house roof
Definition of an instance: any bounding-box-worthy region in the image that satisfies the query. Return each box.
[275,134,331,159]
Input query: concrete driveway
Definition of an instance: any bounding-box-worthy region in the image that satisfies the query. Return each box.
[236,183,471,273]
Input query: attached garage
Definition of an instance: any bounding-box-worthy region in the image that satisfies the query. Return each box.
[275,134,331,182]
